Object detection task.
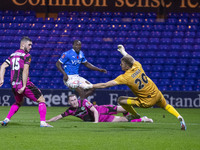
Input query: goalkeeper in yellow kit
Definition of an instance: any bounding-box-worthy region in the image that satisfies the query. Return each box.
[82,45,186,130]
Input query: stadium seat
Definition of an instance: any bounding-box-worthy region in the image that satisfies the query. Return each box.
[176,25,187,31]
[185,31,195,37]
[172,79,183,86]
[162,31,173,37]
[154,58,165,65]
[151,31,162,37]
[137,37,148,44]
[171,38,182,44]
[165,58,177,65]
[188,65,198,73]
[13,16,24,23]
[181,45,193,50]
[143,51,156,58]
[140,30,150,37]
[160,38,171,44]
[27,30,39,36]
[188,25,198,31]
[99,50,109,58]
[165,25,175,31]
[115,37,125,44]
[191,51,200,58]
[147,44,158,50]
[48,37,59,43]
[169,52,179,58]
[170,85,180,91]
[144,19,154,24]
[177,18,188,24]
[55,17,67,24]
[181,52,190,58]
[82,37,93,43]
[149,38,159,44]
[159,45,169,50]
[166,18,177,24]
[146,12,157,18]
[133,18,144,24]
[23,16,36,23]
[185,79,195,86]
[174,72,185,79]
[182,85,193,91]
[25,10,35,16]
[152,65,163,71]
[125,44,135,50]
[156,51,167,58]
[170,44,181,50]
[189,18,199,24]
[173,31,184,38]
[135,44,147,50]
[183,38,194,44]
[90,44,101,50]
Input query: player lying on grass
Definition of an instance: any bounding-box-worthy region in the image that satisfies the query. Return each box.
[47,94,153,123]
[80,45,186,130]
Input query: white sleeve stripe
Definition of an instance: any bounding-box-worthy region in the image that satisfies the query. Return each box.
[82,60,87,63]
[5,59,10,65]
[58,59,63,64]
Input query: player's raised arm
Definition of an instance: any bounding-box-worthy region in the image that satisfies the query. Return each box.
[0,62,9,87]
[117,44,135,62]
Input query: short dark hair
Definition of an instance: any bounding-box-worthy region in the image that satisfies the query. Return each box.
[68,94,77,101]
[20,36,32,43]
[121,56,134,68]
[73,40,80,45]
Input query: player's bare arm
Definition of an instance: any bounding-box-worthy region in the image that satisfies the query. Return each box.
[56,60,68,81]
[93,80,118,89]
[89,106,99,123]
[47,114,63,122]
[83,61,107,73]
[17,64,29,94]
[81,80,117,89]
[0,62,9,87]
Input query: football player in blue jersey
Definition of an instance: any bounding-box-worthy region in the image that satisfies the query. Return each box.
[56,40,107,99]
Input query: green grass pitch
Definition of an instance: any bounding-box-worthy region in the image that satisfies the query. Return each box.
[0,106,200,150]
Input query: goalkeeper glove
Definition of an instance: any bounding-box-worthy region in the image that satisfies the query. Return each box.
[117,44,128,56]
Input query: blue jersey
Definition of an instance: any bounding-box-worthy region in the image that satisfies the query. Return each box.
[59,49,87,75]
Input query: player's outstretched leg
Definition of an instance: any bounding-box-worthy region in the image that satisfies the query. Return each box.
[1,102,20,126]
[164,104,186,130]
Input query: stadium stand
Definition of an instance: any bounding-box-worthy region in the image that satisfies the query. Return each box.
[0,10,199,91]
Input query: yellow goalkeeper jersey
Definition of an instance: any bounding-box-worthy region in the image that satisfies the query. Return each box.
[114,61,159,98]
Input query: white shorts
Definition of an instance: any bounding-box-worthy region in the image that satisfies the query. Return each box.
[63,75,92,89]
